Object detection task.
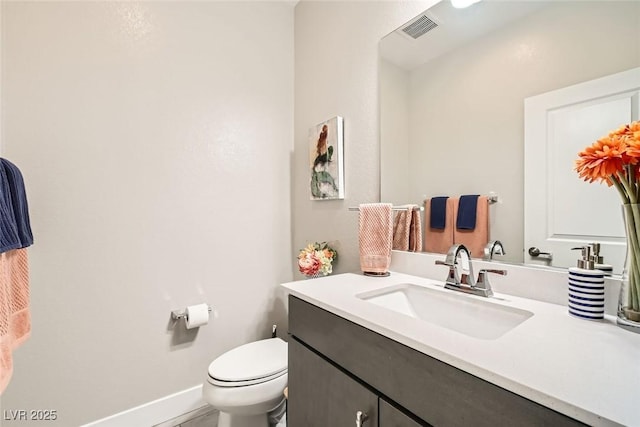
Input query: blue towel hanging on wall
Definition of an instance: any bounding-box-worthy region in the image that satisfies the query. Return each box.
[429,196,449,230]
[456,194,480,230]
[0,158,33,252]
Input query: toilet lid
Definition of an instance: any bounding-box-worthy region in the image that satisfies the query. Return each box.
[208,338,288,383]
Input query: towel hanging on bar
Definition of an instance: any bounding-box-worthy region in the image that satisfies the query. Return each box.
[358,203,393,275]
[392,205,422,252]
[0,158,32,395]
[0,159,33,253]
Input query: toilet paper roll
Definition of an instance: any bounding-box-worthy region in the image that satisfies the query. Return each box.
[185,303,209,329]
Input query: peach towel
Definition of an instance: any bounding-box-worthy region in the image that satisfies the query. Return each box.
[453,196,489,258]
[411,208,423,253]
[359,203,393,274]
[392,205,422,252]
[0,248,30,394]
[424,198,454,254]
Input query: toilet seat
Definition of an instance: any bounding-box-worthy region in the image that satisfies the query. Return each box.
[208,338,287,387]
[208,369,287,387]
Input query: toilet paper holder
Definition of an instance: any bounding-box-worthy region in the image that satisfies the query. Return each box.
[171,305,213,321]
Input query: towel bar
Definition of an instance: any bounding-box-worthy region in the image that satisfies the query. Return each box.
[348,206,423,212]
[348,196,498,212]
[422,195,499,205]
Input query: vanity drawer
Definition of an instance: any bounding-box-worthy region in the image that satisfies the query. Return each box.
[289,295,586,427]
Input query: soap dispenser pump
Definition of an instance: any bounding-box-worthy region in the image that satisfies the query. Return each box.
[590,242,613,276]
[572,245,595,270]
[568,245,605,320]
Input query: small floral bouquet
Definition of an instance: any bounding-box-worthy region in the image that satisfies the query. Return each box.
[297,242,338,277]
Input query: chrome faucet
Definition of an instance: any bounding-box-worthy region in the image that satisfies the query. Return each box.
[483,240,505,261]
[436,244,507,297]
[435,244,475,288]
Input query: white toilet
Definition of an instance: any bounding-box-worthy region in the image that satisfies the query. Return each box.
[203,338,288,427]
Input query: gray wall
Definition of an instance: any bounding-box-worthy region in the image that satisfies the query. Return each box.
[1,2,293,425]
[293,0,433,276]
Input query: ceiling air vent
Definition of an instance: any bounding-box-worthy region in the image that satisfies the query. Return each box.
[400,14,438,39]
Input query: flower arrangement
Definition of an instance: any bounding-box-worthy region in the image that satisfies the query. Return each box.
[575,121,640,193]
[575,120,640,328]
[297,242,337,277]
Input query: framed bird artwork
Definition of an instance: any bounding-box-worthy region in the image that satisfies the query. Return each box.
[309,116,344,200]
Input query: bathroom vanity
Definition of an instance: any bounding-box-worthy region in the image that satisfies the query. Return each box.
[281,272,640,426]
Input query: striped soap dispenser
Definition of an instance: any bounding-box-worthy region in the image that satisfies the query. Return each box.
[568,245,605,320]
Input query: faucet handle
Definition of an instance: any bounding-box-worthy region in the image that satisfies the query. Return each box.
[479,268,507,276]
[475,268,507,297]
[435,259,456,286]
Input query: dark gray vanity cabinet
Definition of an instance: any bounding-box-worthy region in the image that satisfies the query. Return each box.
[379,400,426,427]
[288,295,587,427]
[289,337,421,426]
[289,337,379,426]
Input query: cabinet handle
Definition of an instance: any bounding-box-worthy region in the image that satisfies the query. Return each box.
[356,410,369,426]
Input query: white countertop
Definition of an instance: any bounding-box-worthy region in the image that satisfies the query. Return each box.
[281,272,640,427]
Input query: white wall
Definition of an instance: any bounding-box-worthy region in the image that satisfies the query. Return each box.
[293,0,435,276]
[403,1,640,263]
[0,2,293,425]
[380,59,411,206]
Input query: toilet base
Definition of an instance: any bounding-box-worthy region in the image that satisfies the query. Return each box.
[217,411,268,427]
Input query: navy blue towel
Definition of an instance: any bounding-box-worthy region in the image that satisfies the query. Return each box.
[429,196,449,230]
[0,164,21,253]
[457,194,480,230]
[0,158,33,252]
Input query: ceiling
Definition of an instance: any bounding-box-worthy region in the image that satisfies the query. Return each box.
[379,0,551,71]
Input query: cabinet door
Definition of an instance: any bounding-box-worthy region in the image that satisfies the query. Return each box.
[288,337,378,426]
[380,399,430,427]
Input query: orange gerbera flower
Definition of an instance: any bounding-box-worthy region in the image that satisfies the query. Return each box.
[575,135,628,185]
[609,120,640,143]
[626,137,640,160]
[629,120,640,139]
[610,121,640,160]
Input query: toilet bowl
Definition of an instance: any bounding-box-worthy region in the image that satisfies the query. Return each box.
[203,338,288,427]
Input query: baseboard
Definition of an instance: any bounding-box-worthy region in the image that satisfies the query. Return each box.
[152,405,217,427]
[80,384,207,427]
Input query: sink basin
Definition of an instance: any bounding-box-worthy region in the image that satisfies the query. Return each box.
[357,283,533,340]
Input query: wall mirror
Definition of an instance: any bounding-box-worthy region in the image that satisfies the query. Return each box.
[380,0,640,273]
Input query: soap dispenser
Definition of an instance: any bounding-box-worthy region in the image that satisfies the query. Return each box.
[590,242,613,276]
[568,245,605,320]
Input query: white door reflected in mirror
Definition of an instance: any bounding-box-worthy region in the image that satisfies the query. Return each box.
[524,67,640,274]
